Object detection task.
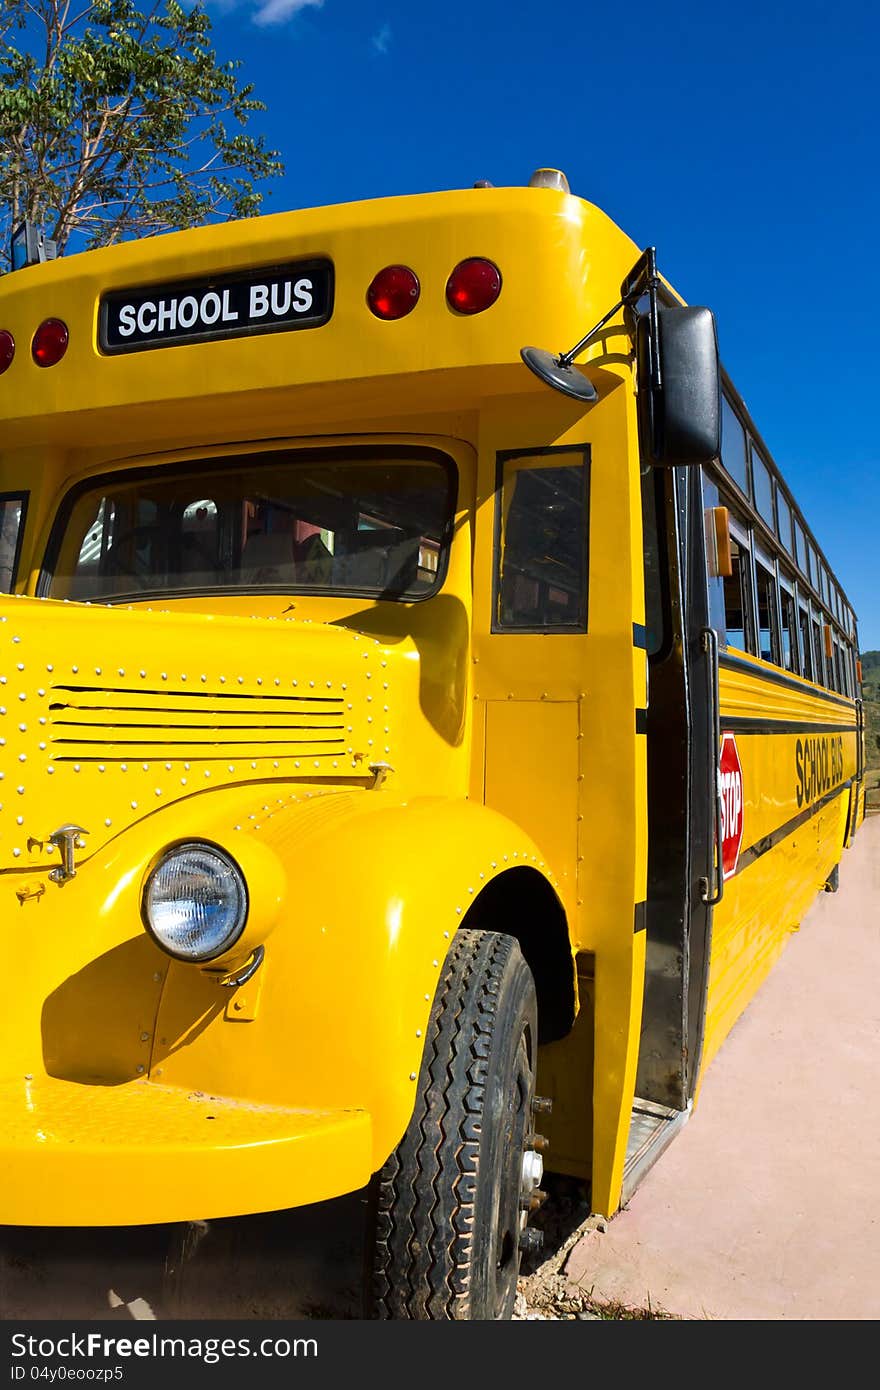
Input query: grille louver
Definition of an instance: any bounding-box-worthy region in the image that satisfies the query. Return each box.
[48,685,349,763]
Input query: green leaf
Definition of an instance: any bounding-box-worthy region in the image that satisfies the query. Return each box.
[0,0,285,268]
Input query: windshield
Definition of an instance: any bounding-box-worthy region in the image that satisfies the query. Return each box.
[44,448,454,603]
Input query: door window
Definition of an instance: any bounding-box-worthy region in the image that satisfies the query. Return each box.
[494,448,589,632]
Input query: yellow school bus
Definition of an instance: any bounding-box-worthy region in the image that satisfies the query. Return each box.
[0,168,864,1319]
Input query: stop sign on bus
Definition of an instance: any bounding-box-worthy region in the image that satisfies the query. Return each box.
[719,732,744,880]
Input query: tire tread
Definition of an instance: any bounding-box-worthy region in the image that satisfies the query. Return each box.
[368,929,523,1319]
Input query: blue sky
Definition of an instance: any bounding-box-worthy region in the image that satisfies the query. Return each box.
[206,0,880,645]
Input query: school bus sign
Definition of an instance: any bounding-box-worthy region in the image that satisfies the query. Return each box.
[719,732,744,880]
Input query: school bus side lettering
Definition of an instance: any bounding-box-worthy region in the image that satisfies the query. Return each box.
[796,733,846,808]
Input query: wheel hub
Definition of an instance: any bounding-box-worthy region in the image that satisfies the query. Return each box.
[520,1148,543,1197]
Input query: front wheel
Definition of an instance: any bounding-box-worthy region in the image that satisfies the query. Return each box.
[366,929,541,1319]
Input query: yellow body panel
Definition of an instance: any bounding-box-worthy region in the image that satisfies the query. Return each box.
[0,593,569,1224]
[1,1076,372,1226]
[702,655,857,1071]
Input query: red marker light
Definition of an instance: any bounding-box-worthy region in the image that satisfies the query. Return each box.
[367,265,420,320]
[0,331,14,375]
[32,318,69,367]
[446,258,502,315]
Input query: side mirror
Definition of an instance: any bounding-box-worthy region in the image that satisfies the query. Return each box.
[637,306,720,467]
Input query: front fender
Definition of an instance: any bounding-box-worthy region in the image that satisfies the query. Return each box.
[150,790,570,1172]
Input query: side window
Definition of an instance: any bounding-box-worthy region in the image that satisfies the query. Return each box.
[798,601,813,682]
[793,518,806,573]
[494,448,589,632]
[779,580,797,673]
[830,635,840,693]
[721,396,749,496]
[752,451,774,530]
[777,491,793,553]
[811,613,825,686]
[807,543,817,590]
[723,528,753,653]
[825,632,836,692]
[0,495,26,592]
[755,558,780,665]
[834,639,844,695]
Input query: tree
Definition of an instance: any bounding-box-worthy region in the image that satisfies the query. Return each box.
[0,0,284,268]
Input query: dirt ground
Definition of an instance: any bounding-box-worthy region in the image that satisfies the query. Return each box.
[0,1183,615,1322]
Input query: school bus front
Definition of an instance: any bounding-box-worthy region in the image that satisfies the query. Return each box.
[0,181,653,1312]
[3,176,856,1319]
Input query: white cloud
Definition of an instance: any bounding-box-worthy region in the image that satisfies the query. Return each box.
[372,23,392,54]
[252,0,323,28]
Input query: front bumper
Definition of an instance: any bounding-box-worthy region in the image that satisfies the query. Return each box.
[1,1076,372,1226]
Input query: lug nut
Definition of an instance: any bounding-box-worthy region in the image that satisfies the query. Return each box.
[531,1095,553,1115]
[520,1189,549,1213]
[531,1133,550,1153]
[519,1228,544,1254]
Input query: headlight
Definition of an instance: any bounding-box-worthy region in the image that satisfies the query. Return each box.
[143,842,248,962]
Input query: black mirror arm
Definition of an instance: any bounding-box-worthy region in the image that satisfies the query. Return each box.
[520,246,666,403]
[556,289,637,368]
[535,245,663,374]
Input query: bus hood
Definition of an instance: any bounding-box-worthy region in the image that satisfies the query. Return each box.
[0,596,401,875]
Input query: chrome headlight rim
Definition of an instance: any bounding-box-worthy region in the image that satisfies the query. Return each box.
[141,838,249,964]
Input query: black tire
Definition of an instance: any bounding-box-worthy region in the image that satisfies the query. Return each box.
[366,928,539,1320]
